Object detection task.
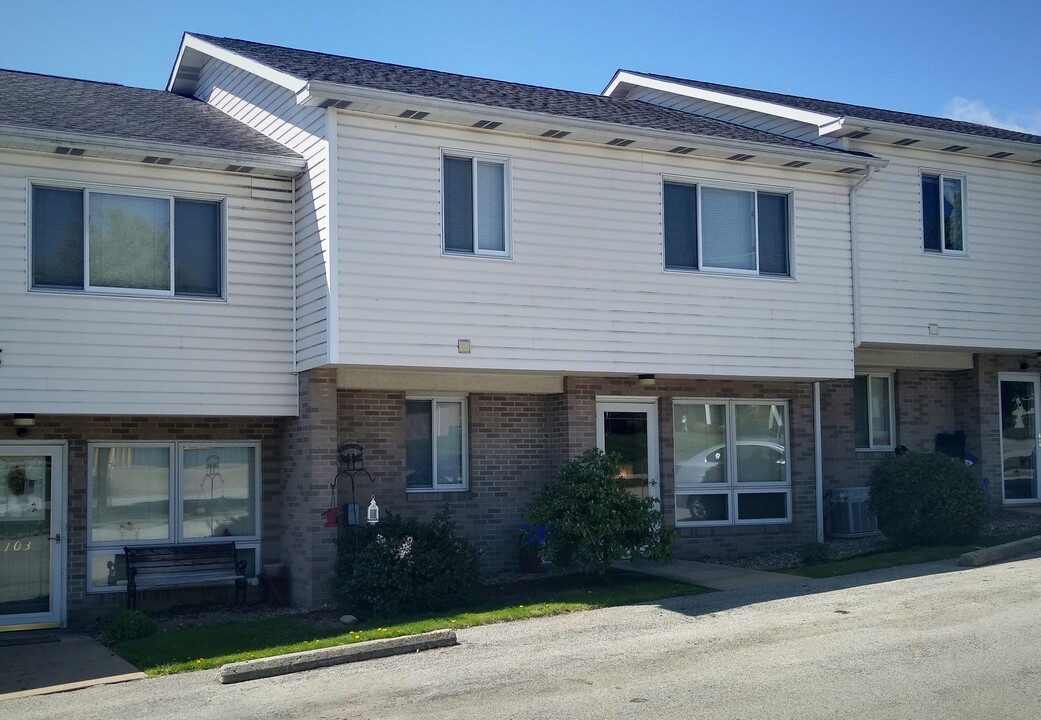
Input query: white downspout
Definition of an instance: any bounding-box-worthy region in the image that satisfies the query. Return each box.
[822,165,878,542]
[849,166,876,349]
[814,381,824,543]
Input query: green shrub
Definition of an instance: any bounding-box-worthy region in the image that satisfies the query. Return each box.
[106,610,156,643]
[527,448,675,574]
[330,510,480,618]
[800,542,829,565]
[868,452,987,546]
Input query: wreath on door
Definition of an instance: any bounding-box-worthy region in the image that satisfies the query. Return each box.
[6,466,28,496]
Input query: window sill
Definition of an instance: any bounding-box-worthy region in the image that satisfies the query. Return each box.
[663,266,795,281]
[441,250,513,261]
[854,447,895,455]
[28,287,227,303]
[406,489,472,502]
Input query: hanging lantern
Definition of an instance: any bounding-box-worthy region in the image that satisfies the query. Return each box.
[367,495,380,525]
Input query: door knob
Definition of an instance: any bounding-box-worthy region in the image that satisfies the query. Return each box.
[49,534,61,543]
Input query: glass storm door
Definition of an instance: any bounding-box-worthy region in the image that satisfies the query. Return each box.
[0,445,64,629]
[596,400,660,504]
[999,376,1041,503]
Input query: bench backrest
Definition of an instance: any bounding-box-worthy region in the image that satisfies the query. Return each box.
[124,542,242,578]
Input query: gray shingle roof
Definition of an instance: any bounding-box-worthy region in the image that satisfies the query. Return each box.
[189,34,867,159]
[628,72,1041,146]
[0,68,301,159]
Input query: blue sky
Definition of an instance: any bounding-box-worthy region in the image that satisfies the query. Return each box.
[2,0,1039,133]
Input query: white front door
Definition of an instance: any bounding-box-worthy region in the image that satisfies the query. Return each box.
[595,400,660,504]
[999,375,1041,504]
[0,444,65,630]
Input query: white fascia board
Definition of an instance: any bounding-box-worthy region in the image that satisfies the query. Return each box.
[167,33,308,95]
[0,124,306,176]
[841,116,1041,156]
[603,71,842,133]
[299,81,884,169]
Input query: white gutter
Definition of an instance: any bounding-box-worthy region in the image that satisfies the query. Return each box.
[837,116,1041,156]
[814,381,825,544]
[0,125,306,177]
[299,82,887,170]
[849,166,877,348]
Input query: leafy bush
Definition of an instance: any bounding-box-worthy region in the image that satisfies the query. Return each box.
[527,449,675,574]
[868,452,987,546]
[107,610,156,643]
[330,510,480,618]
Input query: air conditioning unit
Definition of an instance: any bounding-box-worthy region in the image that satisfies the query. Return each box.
[827,486,880,538]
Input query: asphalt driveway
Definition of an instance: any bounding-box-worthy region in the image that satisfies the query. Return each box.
[6,554,1041,720]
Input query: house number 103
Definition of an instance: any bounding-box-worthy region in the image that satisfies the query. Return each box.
[3,540,32,552]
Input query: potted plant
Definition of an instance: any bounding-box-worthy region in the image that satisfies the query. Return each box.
[5,466,27,496]
[518,524,548,573]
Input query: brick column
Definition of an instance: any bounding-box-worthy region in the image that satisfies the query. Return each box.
[282,367,340,606]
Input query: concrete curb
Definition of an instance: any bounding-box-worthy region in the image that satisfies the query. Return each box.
[218,629,458,684]
[958,536,1041,568]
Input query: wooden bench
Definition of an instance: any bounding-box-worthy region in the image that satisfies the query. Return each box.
[123,542,248,611]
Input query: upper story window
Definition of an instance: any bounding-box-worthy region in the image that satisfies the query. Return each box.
[921,172,965,254]
[664,179,791,276]
[853,373,895,451]
[31,183,224,299]
[442,153,510,258]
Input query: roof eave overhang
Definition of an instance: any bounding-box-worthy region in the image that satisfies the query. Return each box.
[168,33,307,96]
[602,71,843,137]
[838,116,1041,156]
[0,124,306,177]
[299,81,884,170]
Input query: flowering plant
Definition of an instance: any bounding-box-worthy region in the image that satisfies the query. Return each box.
[519,524,549,548]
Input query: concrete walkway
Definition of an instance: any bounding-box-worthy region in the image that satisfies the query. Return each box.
[621,559,805,590]
[0,631,146,700]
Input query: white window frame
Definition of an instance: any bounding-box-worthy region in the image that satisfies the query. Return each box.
[27,179,228,300]
[662,176,794,278]
[919,170,967,256]
[854,373,897,451]
[85,441,262,593]
[405,395,469,492]
[672,399,792,527]
[440,150,512,259]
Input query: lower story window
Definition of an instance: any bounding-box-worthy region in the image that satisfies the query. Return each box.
[406,397,468,491]
[853,374,895,450]
[86,441,261,591]
[673,400,791,525]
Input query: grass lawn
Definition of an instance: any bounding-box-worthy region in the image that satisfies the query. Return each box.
[112,570,703,675]
[789,531,1041,579]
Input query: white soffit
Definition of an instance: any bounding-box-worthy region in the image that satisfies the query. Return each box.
[603,71,843,136]
[338,368,565,394]
[855,348,975,371]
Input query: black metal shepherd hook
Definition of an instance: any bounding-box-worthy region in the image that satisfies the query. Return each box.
[331,442,374,525]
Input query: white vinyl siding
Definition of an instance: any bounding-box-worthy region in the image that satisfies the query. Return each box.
[0,150,296,415]
[334,114,854,379]
[194,58,332,370]
[853,145,1041,350]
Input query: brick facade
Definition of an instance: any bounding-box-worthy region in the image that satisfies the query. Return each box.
[820,355,1033,508]
[0,414,284,625]
[7,355,1029,625]
[337,375,820,569]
